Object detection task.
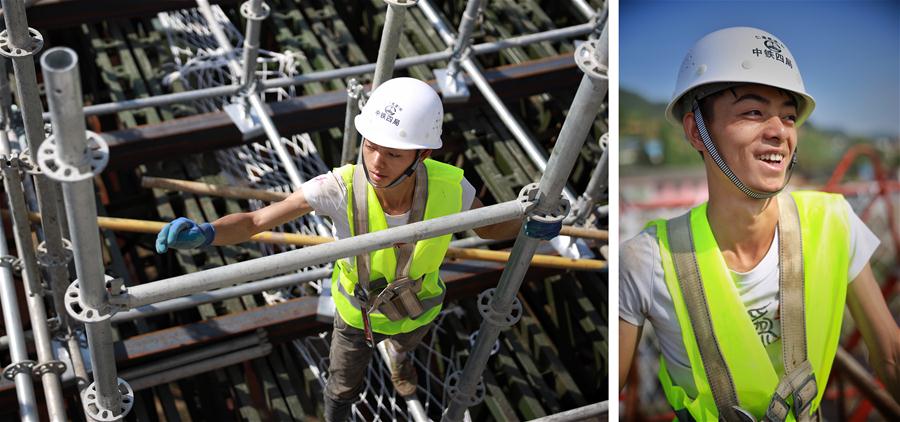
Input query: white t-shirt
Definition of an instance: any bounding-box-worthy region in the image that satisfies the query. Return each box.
[619,199,880,397]
[300,170,476,240]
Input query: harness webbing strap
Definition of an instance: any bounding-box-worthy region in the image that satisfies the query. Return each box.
[668,213,742,421]
[777,194,806,374]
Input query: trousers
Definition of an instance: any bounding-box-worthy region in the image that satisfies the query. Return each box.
[323,312,432,422]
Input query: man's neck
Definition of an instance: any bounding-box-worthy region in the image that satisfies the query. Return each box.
[373,170,417,215]
[706,173,780,273]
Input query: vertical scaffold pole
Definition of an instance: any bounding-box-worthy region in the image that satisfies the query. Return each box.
[0,61,38,420]
[569,132,608,226]
[340,79,363,165]
[0,0,74,338]
[417,0,577,203]
[239,0,268,87]
[441,23,609,422]
[40,47,133,422]
[371,0,417,89]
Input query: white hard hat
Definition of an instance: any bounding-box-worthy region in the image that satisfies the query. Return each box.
[665,27,815,126]
[354,77,443,150]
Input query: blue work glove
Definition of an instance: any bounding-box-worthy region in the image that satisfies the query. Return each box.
[524,218,563,240]
[155,217,216,253]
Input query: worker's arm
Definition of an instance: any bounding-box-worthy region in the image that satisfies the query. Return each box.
[210,188,314,245]
[846,263,900,401]
[620,318,643,391]
[470,197,523,240]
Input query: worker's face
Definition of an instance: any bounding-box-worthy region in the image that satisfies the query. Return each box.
[687,84,798,194]
[362,139,422,188]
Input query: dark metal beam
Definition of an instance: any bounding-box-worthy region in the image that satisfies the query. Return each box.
[102,54,582,170]
[26,0,240,29]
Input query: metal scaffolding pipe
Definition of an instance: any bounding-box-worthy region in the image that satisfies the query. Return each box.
[570,0,598,21]
[446,0,482,78]
[2,0,73,338]
[0,181,38,422]
[442,22,608,422]
[371,0,417,88]
[38,23,592,120]
[0,134,67,421]
[417,0,577,203]
[569,134,608,226]
[195,0,332,238]
[238,0,265,87]
[527,401,609,421]
[41,47,128,420]
[111,267,331,323]
[340,79,363,165]
[119,199,526,308]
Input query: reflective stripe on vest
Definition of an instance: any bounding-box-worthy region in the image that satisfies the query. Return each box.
[332,158,464,335]
[652,191,850,421]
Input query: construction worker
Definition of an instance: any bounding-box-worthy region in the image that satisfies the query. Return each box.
[619,27,900,421]
[154,77,561,421]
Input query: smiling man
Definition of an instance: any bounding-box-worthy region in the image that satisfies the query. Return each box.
[619,27,900,421]
[154,77,554,421]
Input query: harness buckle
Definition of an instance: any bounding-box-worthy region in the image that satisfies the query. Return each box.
[791,372,817,418]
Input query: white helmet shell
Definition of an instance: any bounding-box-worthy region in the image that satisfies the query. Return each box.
[354,77,443,150]
[665,27,816,126]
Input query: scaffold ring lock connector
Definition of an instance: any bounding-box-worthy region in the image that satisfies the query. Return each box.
[575,39,608,81]
[520,183,571,225]
[17,150,41,175]
[32,360,67,377]
[36,238,74,268]
[82,378,134,422]
[0,28,44,58]
[0,254,22,272]
[477,288,523,328]
[37,131,109,182]
[65,276,120,323]
[240,1,271,21]
[445,371,485,407]
[3,360,36,381]
[384,0,418,6]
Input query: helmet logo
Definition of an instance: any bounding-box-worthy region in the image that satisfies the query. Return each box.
[375,102,402,126]
[751,35,793,69]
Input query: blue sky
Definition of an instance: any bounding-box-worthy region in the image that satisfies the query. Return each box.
[620,0,900,138]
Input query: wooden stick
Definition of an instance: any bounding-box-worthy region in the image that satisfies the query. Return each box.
[141,176,610,241]
[3,210,605,271]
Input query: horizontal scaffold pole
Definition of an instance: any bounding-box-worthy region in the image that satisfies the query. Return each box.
[140,176,609,242]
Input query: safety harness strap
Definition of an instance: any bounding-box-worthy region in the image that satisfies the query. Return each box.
[350,161,432,320]
[668,213,742,421]
[764,194,817,422]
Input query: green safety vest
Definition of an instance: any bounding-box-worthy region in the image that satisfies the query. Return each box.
[651,191,850,421]
[332,158,464,335]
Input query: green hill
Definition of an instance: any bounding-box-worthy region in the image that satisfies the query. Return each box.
[619,88,895,181]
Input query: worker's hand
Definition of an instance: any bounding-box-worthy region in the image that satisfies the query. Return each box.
[155,217,216,253]
[524,218,562,240]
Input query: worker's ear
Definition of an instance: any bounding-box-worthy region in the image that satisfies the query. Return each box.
[419,149,432,162]
[682,112,706,154]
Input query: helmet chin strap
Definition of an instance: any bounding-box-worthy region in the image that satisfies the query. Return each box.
[359,147,421,189]
[692,101,797,200]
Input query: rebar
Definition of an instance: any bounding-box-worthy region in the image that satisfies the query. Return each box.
[442,21,608,422]
[118,199,526,308]
[371,0,417,88]
[41,46,128,420]
[417,0,577,204]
